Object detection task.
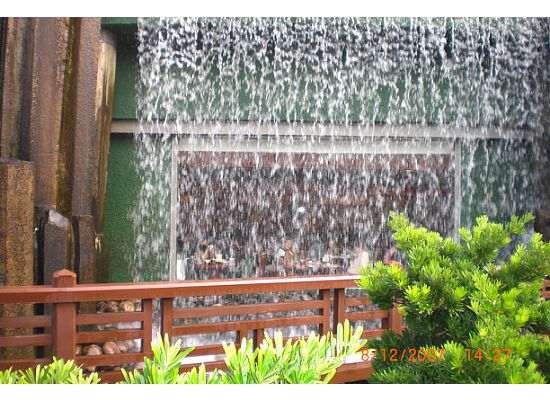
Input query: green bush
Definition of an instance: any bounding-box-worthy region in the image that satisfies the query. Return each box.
[358,212,550,384]
[0,358,100,384]
[0,323,363,385]
[220,320,364,384]
[121,321,365,384]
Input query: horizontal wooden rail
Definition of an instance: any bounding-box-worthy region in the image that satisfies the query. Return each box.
[344,297,372,307]
[173,300,325,319]
[0,315,51,329]
[76,329,144,344]
[0,274,360,304]
[75,352,153,368]
[0,358,52,371]
[76,311,145,325]
[0,334,52,348]
[172,315,324,336]
[346,310,388,321]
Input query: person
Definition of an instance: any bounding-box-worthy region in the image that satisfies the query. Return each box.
[275,239,295,277]
[202,243,216,261]
[276,239,295,267]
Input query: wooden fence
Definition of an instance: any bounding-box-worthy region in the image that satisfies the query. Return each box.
[0,270,548,384]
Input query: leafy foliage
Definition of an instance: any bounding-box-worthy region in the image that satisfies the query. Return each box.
[121,333,195,384]
[119,320,364,384]
[220,320,365,384]
[358,212,550,383]
[1,323,364,385]
[0,358,99,384]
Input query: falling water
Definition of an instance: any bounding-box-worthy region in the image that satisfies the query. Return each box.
[132,18,548,344]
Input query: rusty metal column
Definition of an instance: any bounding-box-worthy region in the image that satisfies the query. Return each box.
[66,18,101,285]
[93,29,117,283]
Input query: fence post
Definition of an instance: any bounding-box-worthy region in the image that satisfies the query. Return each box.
[52,269,77,361]
[161,298,174,342]
[141,299,153,355]
[332,288,346,332]
[319,289,331,335]
[387,304,403,335]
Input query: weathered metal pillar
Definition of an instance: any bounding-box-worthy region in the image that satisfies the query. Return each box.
[63,18,102,285]
[93,29,117,283]
[0,159,35,359]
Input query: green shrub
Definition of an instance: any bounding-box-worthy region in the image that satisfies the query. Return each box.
[120,333,221,384]
[0,358,100,384]
[120,320,364,384]
[358,212,550,384]
[220,320,365,384]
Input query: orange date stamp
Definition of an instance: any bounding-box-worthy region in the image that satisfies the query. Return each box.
[361,348,445,362]
[361,347,511,362]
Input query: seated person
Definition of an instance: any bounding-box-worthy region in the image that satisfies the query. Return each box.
[276,239,295,268]
[202,244,217,261]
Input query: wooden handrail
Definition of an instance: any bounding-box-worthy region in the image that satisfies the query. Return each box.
[0,274,361,304]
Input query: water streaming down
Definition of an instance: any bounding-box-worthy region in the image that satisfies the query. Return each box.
[132,18,548,347]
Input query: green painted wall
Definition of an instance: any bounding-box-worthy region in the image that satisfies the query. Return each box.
[104,20,138,120]
[103,136,138,282]
[103,135,172,282]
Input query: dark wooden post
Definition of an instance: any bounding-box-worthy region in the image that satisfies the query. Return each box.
[387,304,403,335]
[161,298,174,342]
[253,328,265,349]
[52,269,76,361]
[141,299,153,355]
[332,288,346,332]
[236,329,249,343]
[319,289,331,335]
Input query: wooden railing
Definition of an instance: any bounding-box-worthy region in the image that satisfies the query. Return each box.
[0,270,400,383]
[0,271,548,384]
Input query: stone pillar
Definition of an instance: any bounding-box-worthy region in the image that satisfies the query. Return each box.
[39,210,72,285]
[24,18,70,211]
[0,18,31,159]
[0,159,35,359]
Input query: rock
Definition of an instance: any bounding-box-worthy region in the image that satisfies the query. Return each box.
[85,344,102,356]
[119,339,137,353]
[118,300,135,313]
[105,301,119,313]
[96,301,107,313]
[116,341,129,353]
[102,341,120,355]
